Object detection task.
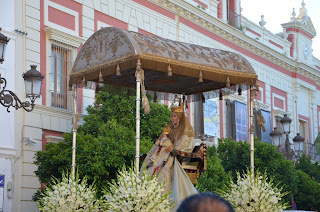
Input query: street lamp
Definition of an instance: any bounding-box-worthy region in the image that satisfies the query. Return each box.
[0,28,10,64]
[0,65,44,112]
[270,114,295,159]
[270,127,282,147]
[23,65,44,100]
[293,133,305,158]
[280,114,294,159]
[280,114,291,134]
[0,29,44,112]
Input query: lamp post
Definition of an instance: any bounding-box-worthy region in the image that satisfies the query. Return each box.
[293,133,305,159]
[280,114,294,159]
[270,127,282,149]
[0,29,44,112]
[0,28,10,63]
[0,65,44,112]
[270,114,306,160]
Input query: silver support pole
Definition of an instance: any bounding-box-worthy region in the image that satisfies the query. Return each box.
[135,70,141,173]
[250,86,254,177]
[72,86,77,179]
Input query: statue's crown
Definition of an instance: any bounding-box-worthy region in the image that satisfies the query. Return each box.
[170,104,184,113]
[170,94,184,113]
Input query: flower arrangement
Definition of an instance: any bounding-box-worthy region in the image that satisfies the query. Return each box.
[103,166,173,212]
[36,173,102,212]
[220,169,288,212]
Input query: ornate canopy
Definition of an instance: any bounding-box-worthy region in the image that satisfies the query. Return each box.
[69,27,257,94]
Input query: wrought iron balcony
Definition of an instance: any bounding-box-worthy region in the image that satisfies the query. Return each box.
[228,10,241,29]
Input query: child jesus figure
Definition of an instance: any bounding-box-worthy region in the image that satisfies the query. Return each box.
[146,127,173,176]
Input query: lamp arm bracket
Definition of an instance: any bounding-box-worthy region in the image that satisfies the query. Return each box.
[0,76,35,112]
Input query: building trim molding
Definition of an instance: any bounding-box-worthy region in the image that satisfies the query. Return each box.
[46,135,64,143]
[273,109,292,118]
[147,0,320,87]
[34,104,74,119]
[44,27,85,48]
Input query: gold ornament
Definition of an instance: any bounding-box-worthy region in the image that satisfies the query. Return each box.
[167,64,172,76]
[161,127,172,135]
[170,95,184,112]
[116,64,121,76]
[99,70,104,82]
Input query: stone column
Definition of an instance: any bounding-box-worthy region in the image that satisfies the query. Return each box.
[194,93,204,138]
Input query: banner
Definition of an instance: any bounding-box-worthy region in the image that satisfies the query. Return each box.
[204,98,219,137]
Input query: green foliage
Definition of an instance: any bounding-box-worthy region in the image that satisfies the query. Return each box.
[34,86,171,197]
[83,87,171,141]
[199,138,320,210]
[34,133,76,184]
[315,133,320,153]
[216,138,250,179]
[196,146,230,192]
[216,139,298,200]
[253,139,298,201]
[296,155,320,183]
[294,170,320,210]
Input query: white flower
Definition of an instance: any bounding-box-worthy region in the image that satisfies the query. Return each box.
[220,169,288,212]
[103,166,173,212]
[36,173,102,212]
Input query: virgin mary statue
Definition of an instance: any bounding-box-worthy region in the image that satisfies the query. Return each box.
[141,97,198,208]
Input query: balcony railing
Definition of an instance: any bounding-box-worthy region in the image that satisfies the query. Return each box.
[228,10,241,29]
[291,141,320,162]
[306,142,320,162]
[50,91,74,111]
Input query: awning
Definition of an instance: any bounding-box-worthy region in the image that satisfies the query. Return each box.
[69,27,257,94]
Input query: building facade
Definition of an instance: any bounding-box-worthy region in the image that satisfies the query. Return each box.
[0,0,319,211]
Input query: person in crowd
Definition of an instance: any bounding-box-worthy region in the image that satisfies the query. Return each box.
[177,192,234,212]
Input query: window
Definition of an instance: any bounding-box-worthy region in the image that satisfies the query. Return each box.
[298,119,309,154]
[254,109,272,144]
[299,120,308,142]
[234,101,248,141]
[226,0,240,29]
[225,100,248,141]
[49,41,75,110]
[225,99,236,139]
[44,27,87,112]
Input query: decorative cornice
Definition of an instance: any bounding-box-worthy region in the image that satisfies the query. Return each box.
[297,62,320,77]
[34,104,72,117]
[0,147,17,159]
[0,153,16,159]
[273,109,292,118]
[281,17,316,38]
[226,93,246,103]
[44,27,85,48]
[255,101,270,111]
[33,104,84,120]
[46,135,64,143]
[148,0,320,87]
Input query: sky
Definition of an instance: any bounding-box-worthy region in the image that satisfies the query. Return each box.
[241,0,320,59]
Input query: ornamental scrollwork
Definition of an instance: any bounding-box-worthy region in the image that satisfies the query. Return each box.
[0,75,35,112]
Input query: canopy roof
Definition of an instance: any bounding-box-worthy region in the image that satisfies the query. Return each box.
[69,27,257,95]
